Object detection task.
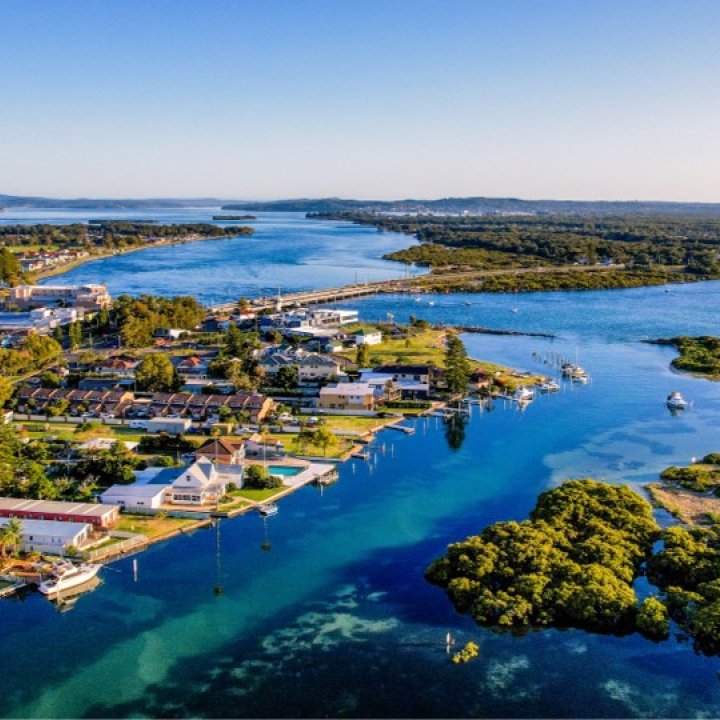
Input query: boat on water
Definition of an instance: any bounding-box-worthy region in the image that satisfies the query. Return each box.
[38,561,101,597]
[537,379,560,393]
[570,366,589,383]
[513,386,535,401]
[258,503,279,517]
[666,391,689,410]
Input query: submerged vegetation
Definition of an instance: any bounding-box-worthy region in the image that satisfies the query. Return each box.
[427,478,720,653]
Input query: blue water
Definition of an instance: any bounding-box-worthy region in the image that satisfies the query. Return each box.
[1,209,411,303]
[1,213,720,717]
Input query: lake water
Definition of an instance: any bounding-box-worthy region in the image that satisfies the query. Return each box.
[0,209,411,302]
[1,212,720,717]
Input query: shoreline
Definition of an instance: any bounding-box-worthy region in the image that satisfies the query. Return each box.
[26,231,252,283]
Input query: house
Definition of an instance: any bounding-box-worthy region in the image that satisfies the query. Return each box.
[298,353,342,383]
[318,382,376,411]
[0,518,94,556]
[146,417,192,435]
[93,356,139,378]
[0,497,119,529]
[194,437,246,465]
[100,483,169,511]
[170,457,243,506]
[353,329,382,346]
[374,364,436,385]
[77,438,139,453]
[245,433,285,459]
[153,328,186,341]
[175,355,210,377]
[360,371,429,400]
[14,387,134,417]
[148,391,273,423]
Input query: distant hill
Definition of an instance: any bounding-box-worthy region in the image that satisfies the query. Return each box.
[0,194,224,210]
[223,196,720,217]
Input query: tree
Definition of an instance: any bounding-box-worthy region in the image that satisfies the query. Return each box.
[0,377,14,409]
[40,371,62,389]
[244,464,282,489]
[444,334,471,393]
[636,596,670,639]
[0,518,22,558]
[135,354,181,393]
[265,329,283,344]
[68,321,83,350]
[356,342,370,368]
[78,442,137,486]
[275,366,298,391]
[313,426,337,457]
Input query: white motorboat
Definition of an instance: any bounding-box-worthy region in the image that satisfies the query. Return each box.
[258,503,279,517]
[666,391,689,410]
[513,386,535,402]
[570,366,589,383]
[38,561,101,597]
[537,380,560,393]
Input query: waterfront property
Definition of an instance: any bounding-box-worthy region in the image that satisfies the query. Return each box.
[7,283,111,311]
[100,483,169,511]
[0,517,94,556]
[319,382,376,411]
[0,497,119,530]
[194,437,246,465]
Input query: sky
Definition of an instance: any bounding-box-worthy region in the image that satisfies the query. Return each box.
[1,0,720,202]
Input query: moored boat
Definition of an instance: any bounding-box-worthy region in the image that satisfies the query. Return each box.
[38,561,101,597]
[258,503,279,517]
[513,386,535,402]
[666,391,689,410]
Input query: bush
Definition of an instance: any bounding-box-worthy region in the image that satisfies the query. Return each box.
[138,434,199,454]
[244,464,282,490]
[636,596,670,639]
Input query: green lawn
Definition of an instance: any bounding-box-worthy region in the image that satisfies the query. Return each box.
[115,514,201,539]
[233,487,287,502]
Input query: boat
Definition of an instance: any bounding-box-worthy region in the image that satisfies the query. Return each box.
[666,391,689,410]
[570,366,589,383]
[537,380,560,393]
[258,503,279,517]
[513,386,535,402]
[38,561,101,597]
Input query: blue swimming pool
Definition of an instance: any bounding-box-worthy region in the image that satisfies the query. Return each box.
[268,465,303,477]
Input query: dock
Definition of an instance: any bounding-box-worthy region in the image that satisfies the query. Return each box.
[387,424,416,435]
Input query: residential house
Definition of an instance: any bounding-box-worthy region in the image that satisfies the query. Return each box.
[318,382,376,411]
[170,457,243,506]
[245,433,285,459]
[193,437,246,465]
[353,329,382,346]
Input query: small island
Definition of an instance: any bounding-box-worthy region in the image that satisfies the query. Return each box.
[212,214,256,221]
[427,477,720,655]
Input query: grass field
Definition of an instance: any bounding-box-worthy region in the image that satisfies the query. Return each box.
[115,514,202,539]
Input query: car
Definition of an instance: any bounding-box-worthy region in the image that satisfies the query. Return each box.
[80,412,94,419]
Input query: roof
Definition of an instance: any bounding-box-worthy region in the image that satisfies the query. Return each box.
[78,438,138,452]
[101,484,168,498]
[319,382,374,397]
[0,517,90,539]
[195,438,244,456]
[0,497,117,518]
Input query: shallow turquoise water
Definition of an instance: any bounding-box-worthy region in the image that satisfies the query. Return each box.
[1,213,719,717]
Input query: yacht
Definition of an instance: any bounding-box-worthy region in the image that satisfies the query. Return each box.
[570,366,589,383]
[38,561,101,597]
[666,391,689,410]
[513,386,535,402]
[258,503,279,517]
[537,380,560,393]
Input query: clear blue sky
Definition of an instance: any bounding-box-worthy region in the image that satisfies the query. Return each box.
[2,0,719,201]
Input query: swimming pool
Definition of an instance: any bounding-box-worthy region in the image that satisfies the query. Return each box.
[268,465,303,477]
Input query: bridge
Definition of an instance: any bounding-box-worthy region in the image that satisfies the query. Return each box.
[207,262,631,315]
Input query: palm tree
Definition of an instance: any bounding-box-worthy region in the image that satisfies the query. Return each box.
[0,518,23,559]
